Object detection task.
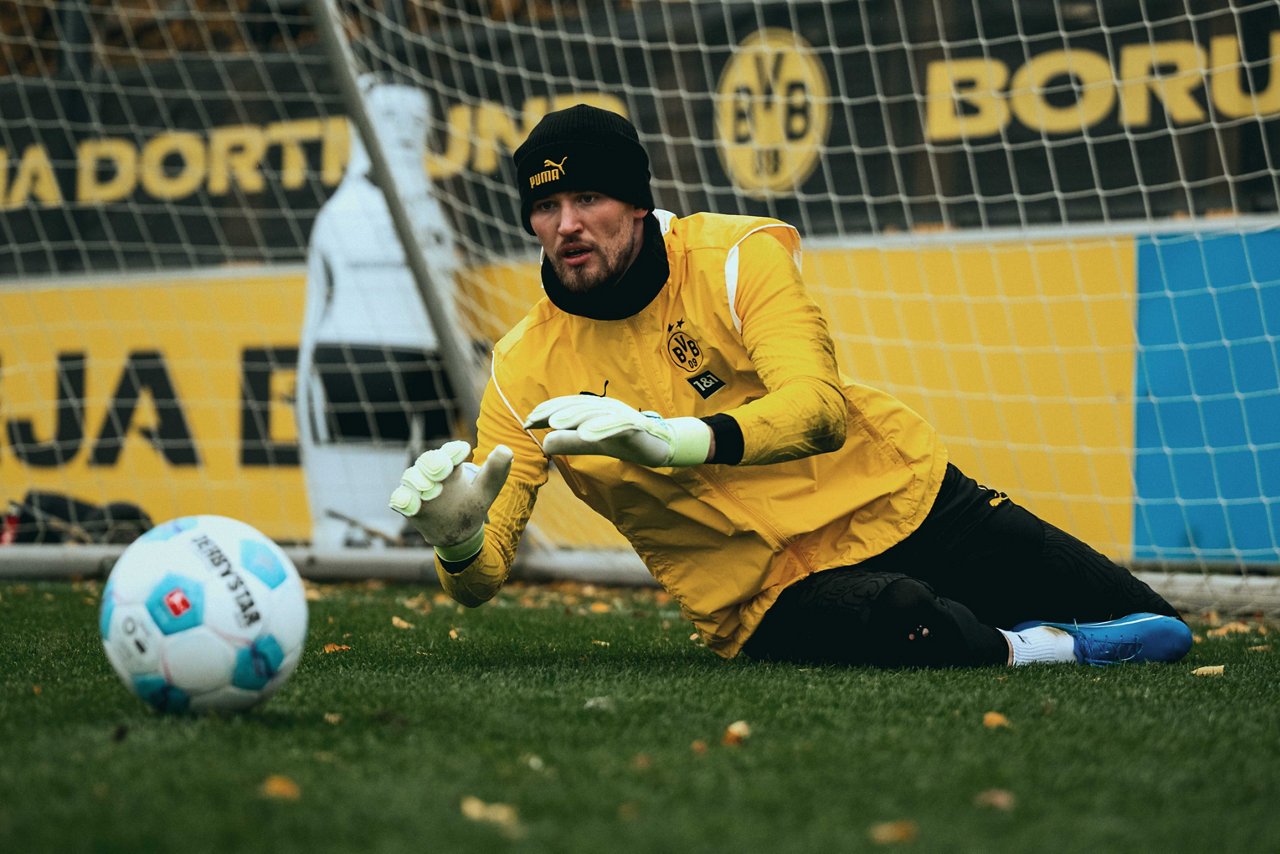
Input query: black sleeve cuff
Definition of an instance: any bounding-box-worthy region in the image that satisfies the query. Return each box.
[439,552,480,574]
[702,414,744,465]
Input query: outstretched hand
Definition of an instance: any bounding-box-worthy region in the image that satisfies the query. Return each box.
[524,395,710,467]
[389,440,513,561]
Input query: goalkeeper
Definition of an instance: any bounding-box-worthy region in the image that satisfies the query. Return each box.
[390,105,1191,668]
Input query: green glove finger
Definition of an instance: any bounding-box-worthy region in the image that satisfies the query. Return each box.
[415,448,456,482]
[441,440,471,466]
[388,485,422,516]
[401,466,434,493]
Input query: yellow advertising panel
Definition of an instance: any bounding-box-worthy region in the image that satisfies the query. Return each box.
[1,270,309,541]
[807,236,1137,556]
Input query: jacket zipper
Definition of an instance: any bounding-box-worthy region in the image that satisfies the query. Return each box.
[696,464,801,555]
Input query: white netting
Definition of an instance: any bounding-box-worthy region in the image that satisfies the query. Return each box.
[2,1,342,547]
[315,1,1280,591]
[2,1,1278,610]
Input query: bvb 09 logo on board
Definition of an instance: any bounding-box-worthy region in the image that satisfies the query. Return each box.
[716,28,831,196]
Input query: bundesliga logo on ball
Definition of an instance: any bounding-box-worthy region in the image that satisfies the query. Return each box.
[99,515,308,713]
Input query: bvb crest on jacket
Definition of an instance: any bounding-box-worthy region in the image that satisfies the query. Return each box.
[666,319,702,372]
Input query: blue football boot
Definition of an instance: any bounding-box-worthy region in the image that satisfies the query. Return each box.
[1011,612,1193,666]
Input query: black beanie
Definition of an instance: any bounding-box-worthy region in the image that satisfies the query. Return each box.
[513,104,654,234]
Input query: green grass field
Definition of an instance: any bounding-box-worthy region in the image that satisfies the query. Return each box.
[1,578,1276,853]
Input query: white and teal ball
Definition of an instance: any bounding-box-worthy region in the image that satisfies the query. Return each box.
[99,516,307,713]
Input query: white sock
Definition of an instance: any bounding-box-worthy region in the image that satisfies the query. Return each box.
[1000,626,1077,665]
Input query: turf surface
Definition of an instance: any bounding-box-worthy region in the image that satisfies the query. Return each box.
[1,578,1276,853]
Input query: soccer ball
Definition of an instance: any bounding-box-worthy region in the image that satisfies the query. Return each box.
[99,515,308,713]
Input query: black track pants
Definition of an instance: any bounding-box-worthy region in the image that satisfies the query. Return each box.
[742,464,1181,668]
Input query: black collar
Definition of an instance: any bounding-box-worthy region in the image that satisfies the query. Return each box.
[541,213,669,320]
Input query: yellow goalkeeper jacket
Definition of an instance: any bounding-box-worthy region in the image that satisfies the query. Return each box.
[437,210,948,658]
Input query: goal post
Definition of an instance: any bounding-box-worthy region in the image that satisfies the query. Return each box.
[1,1,1278,613]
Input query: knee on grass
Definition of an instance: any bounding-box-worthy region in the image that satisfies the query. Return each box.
[867,578,950,659]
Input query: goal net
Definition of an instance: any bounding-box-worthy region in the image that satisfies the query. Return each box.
[2,1,1277,611]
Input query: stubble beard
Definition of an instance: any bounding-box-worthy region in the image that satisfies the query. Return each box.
[552,227,639,294]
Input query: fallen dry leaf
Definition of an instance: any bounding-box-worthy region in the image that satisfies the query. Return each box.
[974,788,1016,811]
[589,601,610,614]
[1247,644,1271,652]
[259,775,301,800]
[448,628,460,640]
[983,711,1011,729]
[1192,665,1225,677]
[400,593,433,614]
[869,820,919,844]
[321,643,350,654]
[591,639,611,647]
[391,616,414,630]
[690,739,709,755]
[460,796,524,838]
[1206,621,1253,637]
[722,720,751,746]
[460,795,516,822]
[631,753,652,770]
[323,712,342,725]
[32,685,42,696]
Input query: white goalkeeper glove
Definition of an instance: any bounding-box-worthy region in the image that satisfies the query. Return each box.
[523,396,711,467]
[388,440,513,562]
